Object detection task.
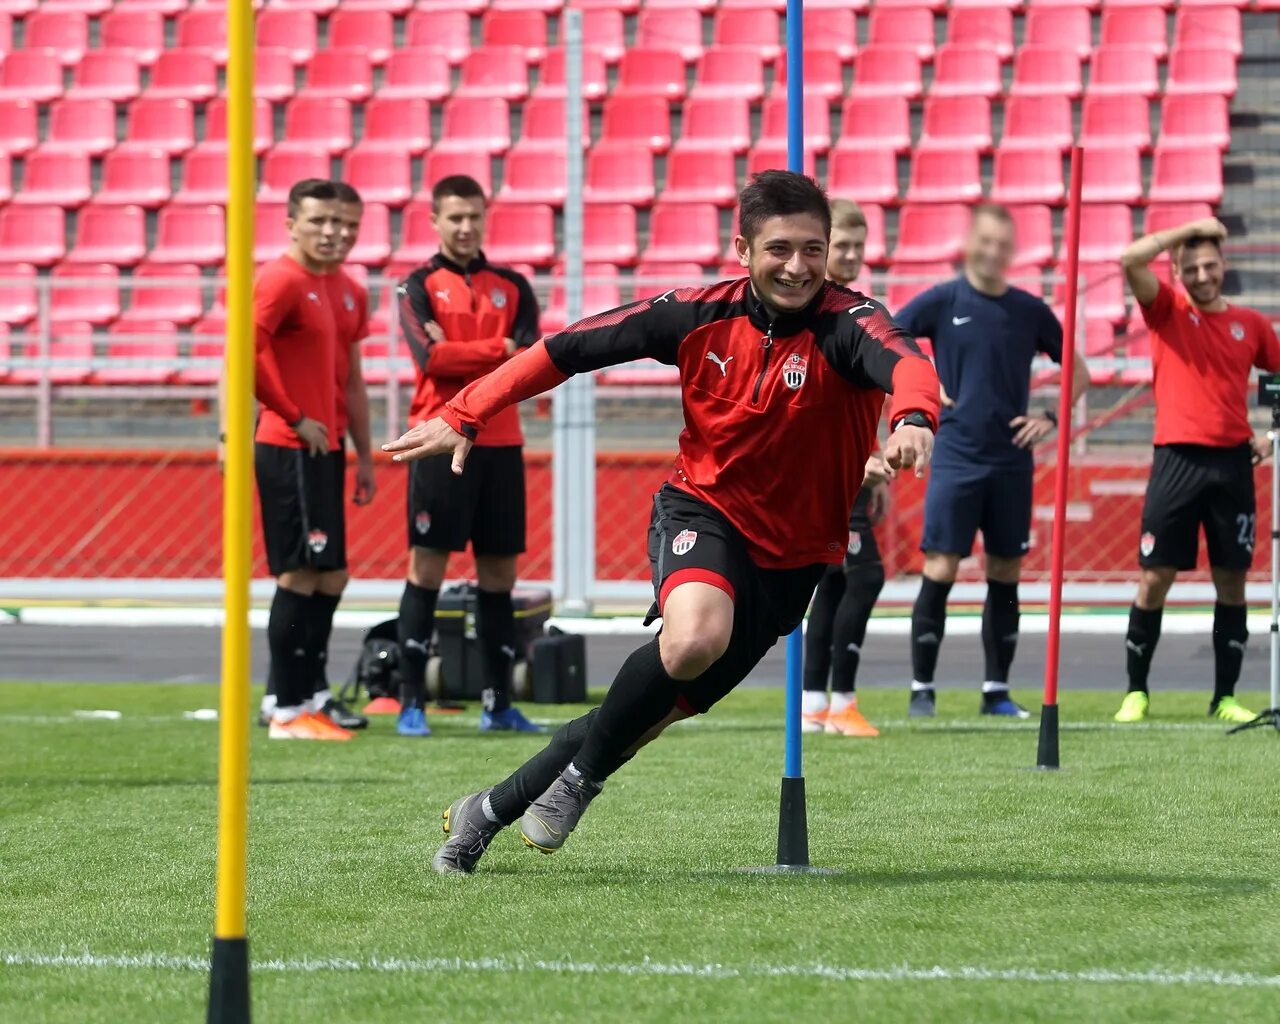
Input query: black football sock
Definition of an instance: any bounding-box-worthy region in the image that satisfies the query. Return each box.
[831,562,885,694]
[803,569,843,692]
[1125,603,1163,694]
[397,581,438,709]
[306,591,342,703]
[266,586,312,713]
[1211,602,1248,705]
[475,588,517,713]
[981,579,1020,686]
[911,577,953,685]
[570,638,680,783]
[486,708,600,825]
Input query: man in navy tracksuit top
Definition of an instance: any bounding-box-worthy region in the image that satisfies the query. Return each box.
[896,203,1090,719]
[384,172,942,874]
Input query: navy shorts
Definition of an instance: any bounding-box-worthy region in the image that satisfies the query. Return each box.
[921,463,1033,559]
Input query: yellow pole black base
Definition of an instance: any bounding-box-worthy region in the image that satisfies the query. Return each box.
[207,937,250,1024]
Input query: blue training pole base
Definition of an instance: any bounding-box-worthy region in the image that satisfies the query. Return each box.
[207,937,251,1024]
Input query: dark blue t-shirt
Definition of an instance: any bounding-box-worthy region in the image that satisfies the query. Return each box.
[896,276,1063,470]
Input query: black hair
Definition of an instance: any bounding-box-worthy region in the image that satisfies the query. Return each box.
[738,170,831,243]
[286,178,339,218]
[431,174,487,212]
[1181,234,1223,257]
[330,181,363,206]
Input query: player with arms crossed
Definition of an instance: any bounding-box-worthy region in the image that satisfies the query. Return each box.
[393,174,543,737]
[897,204,1090,719]
[1115,218,1280,724]
[385,172,941,874]
[801,198,891,738]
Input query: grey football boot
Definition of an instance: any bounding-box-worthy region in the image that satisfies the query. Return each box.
[432,789,502,875]
[519,769,602,854]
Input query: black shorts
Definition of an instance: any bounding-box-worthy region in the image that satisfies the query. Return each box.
[844,486,882,569]
[645,484,826,714]
[407,445,526,556]
[255,443,347,576]
[1139,443,1256,571]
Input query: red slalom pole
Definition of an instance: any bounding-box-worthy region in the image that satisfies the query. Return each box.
[1037,144,1084,770]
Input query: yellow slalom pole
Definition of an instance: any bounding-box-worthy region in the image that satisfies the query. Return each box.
[208,1,254,1021]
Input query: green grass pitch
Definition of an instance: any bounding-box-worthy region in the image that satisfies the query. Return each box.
[2,682,1278,1023]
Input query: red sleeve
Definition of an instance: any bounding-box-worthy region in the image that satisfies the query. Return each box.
[441,340,568,437]
[352,285,370,345]
[1254,314,1280,372]
[254,323,302,425]
[886,356,941,432]
[1138,279,1175,332]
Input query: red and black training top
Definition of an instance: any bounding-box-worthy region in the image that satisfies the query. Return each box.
[442,278,941,570]
[398,251,539,447]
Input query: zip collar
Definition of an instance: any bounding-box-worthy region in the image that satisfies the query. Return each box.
[745,280,826,338]
[430,249,490,276]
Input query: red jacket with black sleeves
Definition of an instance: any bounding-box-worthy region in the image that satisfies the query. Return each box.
[398,251,540,446]
[442,279,941,569]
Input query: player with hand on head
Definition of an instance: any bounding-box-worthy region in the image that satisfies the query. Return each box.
[896,204,1090,719]
[393,175,543,737]
[801,198,888,739]
[1114,218,1280,725]
[384,172,940,874]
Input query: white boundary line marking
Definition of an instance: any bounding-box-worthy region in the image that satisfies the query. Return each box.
[3,950,1278,989]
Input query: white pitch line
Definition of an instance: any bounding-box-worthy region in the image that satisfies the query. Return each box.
[3,950,1278,990]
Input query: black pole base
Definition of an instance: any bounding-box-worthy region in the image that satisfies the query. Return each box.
[1227,708,1280,735]
[207,937,250,1024]
[776,775,810,867]
[1035,703,1060,770]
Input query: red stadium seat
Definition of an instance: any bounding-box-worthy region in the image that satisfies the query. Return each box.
[919,96,992,151]
[328,9,395,66]
[1174,7,1241,57]
[866,9,934,61]
[497,143,568,205]
[579,9,627,64]
[1144,202,1214,238]
[379,48,451,102]
[1081,148,1143,204]
[100,9,166,66]
[205,98,273,154]
[680,96,753,153]
[615,49,687,101]
[641,0,714,12]
[282,97,353,155]
[51,263,120,326]
[434,97,511,155]
[68,204,148,264]
[24,10,88,66]
[252,204,289,264]
[1088,47,1160,98]
[259,147,331,204]
[98,326,181,385]
[1077,204,1134,264]
[175,9,228,64]
[633,263,706,303]
[535,48,609,101]
[907,148,982,204]
[1001,95,1074,152]
[0,154,13,205]
[42,0,113,15]
[422,151,492,197]
[1007,204,1055,267]
[1079,95,1152,151]
[261,0,338,12]
[851,47,923,100]
[636,9,704,63]
[392,203,439,266]
[584,143,656,207]
[9,326,95,385]
[714,8,782,63]
[991,149,1066,206]
[0,51,64,104]
[0,263,38,325]
[305,49,373,102]
[946,7,1015,60]
[1084,320,1119,359]
[761,94,833,153]
[643,203,721,265]
[693,46,765,102]
[840,96,910,153]
[482,10,549,64]
[490,0,563,13]
[115,0,187,12]
[521,96,588,151]
[344,203,392,266]
[123,97,196,157]
[456,47,530,101]
[484,203,556,266]
[181,325,225,385]
[601,95,672,153]
[771,50,846,103]
[1148,145,1224,204]
[1010,46,1082,98]
[126,263,205,326]
[0,99,36,156]
[892,205,971,264]
[930,45,1004,100]
[662,144,738,206]
[1023,8,1093,60]
[68,53,141,103]
[1159,95,1230,151]
[827,145,899,206]
[256,8,317,65]
[98,149,170,207]
[542,265,622,334]
[803,9,857,63]
[1166,47,1238,97]
[745,142,816,178]
[1099,7,1168,60]
[583,204,639,266]
[1053,264,1127,326]
[362,97,431,155]
[148,205,225,265]
[342,144,412,207]
[44,98,117,157]
[147,51,218,103]
[14,149,91,208]
[404,10,471,65]
[886,262,953,312]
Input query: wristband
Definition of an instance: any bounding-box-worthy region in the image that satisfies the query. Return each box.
[891,411,933,433]
[290,415,306,431]
[1043,409,1058,427]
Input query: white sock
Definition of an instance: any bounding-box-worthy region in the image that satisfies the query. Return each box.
[830,691,855,713]
[260,694,277,715]
[911,680,934,692]
[802,690,829,714]
[273,705,303,723]
[480,795,502,824]
[982,682,1009,694]
[309,688,333,712]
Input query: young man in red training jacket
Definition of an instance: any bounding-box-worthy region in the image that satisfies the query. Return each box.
[384,171,941,874]
[393,174,543,737]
